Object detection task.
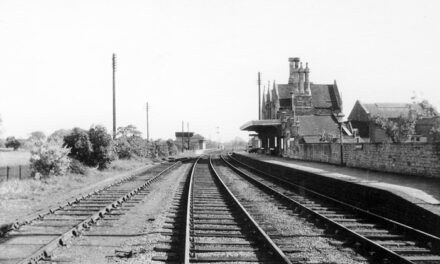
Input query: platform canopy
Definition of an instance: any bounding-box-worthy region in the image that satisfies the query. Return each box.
[240,119,281,131]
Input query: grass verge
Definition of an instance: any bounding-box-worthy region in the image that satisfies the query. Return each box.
[0,158,152,224]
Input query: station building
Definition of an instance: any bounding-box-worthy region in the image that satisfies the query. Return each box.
[175,132,206,151]
[241,57,351,155]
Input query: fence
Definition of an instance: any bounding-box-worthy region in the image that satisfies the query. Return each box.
[0,165,33,181]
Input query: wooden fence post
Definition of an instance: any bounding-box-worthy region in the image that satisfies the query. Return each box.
[19,165,22,180]
[6,166,9,181]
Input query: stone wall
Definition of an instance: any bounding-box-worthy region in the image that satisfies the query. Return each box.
[285,142,440,178]
[285,143,342,165]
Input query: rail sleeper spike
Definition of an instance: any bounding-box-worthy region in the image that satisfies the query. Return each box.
[98,211,105,218]
[72,228,79,237]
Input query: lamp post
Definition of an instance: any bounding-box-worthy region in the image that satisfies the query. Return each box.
[336,113,345,165]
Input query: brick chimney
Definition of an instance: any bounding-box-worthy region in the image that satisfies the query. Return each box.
[304,62,310,94]
[299,62,305,93]
[288,57,300,87]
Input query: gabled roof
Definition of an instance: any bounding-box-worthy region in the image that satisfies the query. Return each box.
[311,84,340,109]
[276,83,341,110]
[297,115,339,136]
[361,102,421,119]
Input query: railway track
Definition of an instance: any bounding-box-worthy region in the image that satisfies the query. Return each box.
[222,154,440,264]
[153,156,292,263]
[0,162,180,264]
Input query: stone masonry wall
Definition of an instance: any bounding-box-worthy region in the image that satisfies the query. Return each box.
[285,143,342,165]
[285,142,440,178]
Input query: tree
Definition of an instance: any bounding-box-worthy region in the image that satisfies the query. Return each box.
[372,115,416,143]
[88,125,113,170]
[63,128,93,163]
[372,98,439,143]
[5,137,21,150]
[114,125,148,159]
[117,125,142,138]
[48,129,72,145]
[411,95,439,118]
[29,131,46,141]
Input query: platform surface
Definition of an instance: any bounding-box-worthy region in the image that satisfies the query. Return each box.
[235,152,440,216]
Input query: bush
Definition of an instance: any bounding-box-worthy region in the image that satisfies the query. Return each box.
[167,139,178,156]
[69,158,88,175]
[115,137,133,159]
[5,137,21,150]
[63,126,114,170]
[88,125,113,170]
[155,139,169,157]
[30,141,71,177]
[63,128,93,163]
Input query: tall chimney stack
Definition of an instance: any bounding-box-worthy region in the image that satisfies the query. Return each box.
[293,57,300,93]
[304,62,310,94]
[288,58,295,84]
[299,62,305,93]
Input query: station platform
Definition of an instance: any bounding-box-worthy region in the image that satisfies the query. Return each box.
[233,151,440,223]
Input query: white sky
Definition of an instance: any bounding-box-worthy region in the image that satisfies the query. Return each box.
[1,0,440,141]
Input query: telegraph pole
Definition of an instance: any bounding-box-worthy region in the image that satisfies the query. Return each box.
[181,121,184,152]
[112,53,117,139]
[187,122,190,150]
[146,102,150,142]
[258,72,261,120]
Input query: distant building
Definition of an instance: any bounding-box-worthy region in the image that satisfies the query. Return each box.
[241,57,350,155]
[348,100,439,143]
[174,132,206,151]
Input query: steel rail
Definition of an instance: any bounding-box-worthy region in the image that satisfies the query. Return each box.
[0,163,167,237]
[17,161,181,264]
[223,154,440,264]
[183,157,199,264]
[208,156,292,264]
[227,154,440,251]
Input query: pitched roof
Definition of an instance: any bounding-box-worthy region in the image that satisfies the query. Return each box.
[361,102,422,119]
[297,115,339,136]
[276,83,341,110]
[310,84,339,109]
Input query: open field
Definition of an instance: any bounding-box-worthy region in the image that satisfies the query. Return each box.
[0,151,31,166]
[0,158,153,224]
